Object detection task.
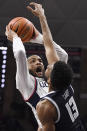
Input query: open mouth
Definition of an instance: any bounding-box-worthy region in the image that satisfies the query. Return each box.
[36,67,42,73]
[35,67,43,77]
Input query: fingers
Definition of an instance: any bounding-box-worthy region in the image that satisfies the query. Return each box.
[27,6,34,12]
[5,26,9,36]
[29,2,38,6]
[27,5,38,16]
[27,2,42,11]
[27,5,37,16]
[5,25,11,36]
[5,25,17,42]
[5,29,13,41]
[6,26,8,32]
[29,2,42,7]
[27,2,36,12]
[27,2,43,17]
[7,36,13,41]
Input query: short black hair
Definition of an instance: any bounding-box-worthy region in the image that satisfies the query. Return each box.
[50,61,73,91]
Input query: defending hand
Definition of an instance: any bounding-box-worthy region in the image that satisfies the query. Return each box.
[27,2,44,18]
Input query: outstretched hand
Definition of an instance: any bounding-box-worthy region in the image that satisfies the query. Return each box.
[27,2,44,17]
[5,26,18,42]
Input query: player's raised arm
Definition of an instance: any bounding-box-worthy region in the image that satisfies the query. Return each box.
[27,2,68,64]
[5,26,36,100]
[27,2,58,65]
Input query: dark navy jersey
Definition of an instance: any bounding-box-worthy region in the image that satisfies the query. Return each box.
[43,86,85,131]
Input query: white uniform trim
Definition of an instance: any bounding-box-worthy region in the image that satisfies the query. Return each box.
[70,85,74,93]
[26,102,42,128]
[44,96,60,123]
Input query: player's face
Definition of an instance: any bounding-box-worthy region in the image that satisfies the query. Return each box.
[27,55,45,78]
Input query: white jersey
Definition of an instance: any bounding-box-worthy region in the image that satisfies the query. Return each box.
[36,77,48,96]
[13,36,68,107]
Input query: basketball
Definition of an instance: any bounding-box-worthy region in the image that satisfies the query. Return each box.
[7,17,34,43]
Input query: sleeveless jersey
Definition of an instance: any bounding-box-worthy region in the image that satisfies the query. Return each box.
[43,86,85,131]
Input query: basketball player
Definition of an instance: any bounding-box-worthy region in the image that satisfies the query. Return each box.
[36,61,85,131]
[5,2,68,108]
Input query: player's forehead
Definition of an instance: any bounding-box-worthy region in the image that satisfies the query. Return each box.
[28,55,42,61]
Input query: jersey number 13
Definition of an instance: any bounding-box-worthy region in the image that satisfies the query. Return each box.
[65,96,79,122]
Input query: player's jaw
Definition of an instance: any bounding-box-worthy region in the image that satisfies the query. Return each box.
[35,66,44,77]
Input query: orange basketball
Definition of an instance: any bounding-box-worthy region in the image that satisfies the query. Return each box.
[7,17,34,43]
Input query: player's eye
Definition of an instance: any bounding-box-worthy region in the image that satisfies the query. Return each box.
[39,59,43,63]
[32,59,36,63]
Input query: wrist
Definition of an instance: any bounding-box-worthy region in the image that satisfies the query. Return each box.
[39,14,46,20]
[13,34,18,39]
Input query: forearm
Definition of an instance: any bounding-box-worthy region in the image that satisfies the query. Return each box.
[38,14,59,64]
[30,14,52,46]
[28,2,68,64]
[39,15,68,63]
[39,14,53,47]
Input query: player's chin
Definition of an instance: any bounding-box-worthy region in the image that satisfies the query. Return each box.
[35,72,43,78]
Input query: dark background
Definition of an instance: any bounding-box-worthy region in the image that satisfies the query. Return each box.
[0,0,87,129]
[0,0,87,47]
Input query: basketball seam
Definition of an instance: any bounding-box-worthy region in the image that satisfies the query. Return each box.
[22,23,33,42]
[10,17,33,42]
[18,21,28,36]
[11,17,23,30]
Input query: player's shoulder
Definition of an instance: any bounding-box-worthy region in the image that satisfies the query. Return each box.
[36,99,50,110]
[36,99,56,122]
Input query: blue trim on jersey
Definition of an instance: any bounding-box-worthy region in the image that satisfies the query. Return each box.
[26,77,40,108]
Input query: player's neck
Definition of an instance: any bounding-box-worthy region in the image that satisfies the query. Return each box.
[48,85,54,92]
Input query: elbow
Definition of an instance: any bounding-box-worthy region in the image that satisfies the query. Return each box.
[59,51,68,64]
[18,49,25,56]
[14,49,26,59]
[64,52,68,63]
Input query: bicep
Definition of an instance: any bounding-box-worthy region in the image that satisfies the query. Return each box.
[36,102,55,131]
